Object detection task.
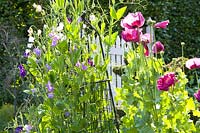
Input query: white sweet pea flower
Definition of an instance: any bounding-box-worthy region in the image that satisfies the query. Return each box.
[37,29,42,36]
[56,22,64,32]
[27,43,33,48]
[89,14,96,21]
[43,24,48,29]
[27,27,33,35]
[83,24,87,29]
[33,3,42,12]
[28,36,35,43]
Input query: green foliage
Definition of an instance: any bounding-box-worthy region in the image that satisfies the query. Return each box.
[0,104,14,131]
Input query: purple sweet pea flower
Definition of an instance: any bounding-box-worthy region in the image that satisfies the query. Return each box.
[46,64,52,71]
[64,111,70,118]
[18,65,26,78]
[33,48,41,56]
[51,35,59,46]
[75,61,81,67]
[81,64,87,70]
[46,81,54,92]
[48,92,54,98]
[15,126,23,133]
[88,59,94,67]
[24,124,32,133]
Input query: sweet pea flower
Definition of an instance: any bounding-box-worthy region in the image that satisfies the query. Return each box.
[185,58,200,70]
[27,43,33,48]
[28,36,35,43]
[121,12,145,29]
[88,59,95,67]
[75,61,81,67]
[121,28,140,42]
[82,64,87,70]
[33,48,41,56]
[18,65,26,78]
[15,126,23,133]
[64,111,70,118]
[157,72,177,91]
[194,89,200,102]
[24,49,31,58]
[48,93,54,99]
[46,81,54,92]
[152,41,164,53]
[24,124,32,133]
[154,20,169,29]
[46,64,51,71]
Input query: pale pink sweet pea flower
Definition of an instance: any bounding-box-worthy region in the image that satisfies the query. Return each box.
[157,72,177,91]
[121,28,140,42]
[185,58,200,70]
[152,41,164,53]
[154,20,169,29]
[121,12,145,28]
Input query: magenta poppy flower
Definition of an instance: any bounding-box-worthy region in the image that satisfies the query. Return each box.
[144,44,149,56]
[152,41,164,53]
[121,28,140,42]
[154,20,169,29]
[185,58,200,70]
[121,12,145,28]
[157,72,177,91]
[194,90,200,102]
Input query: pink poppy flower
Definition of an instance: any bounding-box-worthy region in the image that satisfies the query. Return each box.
[144,44,149,57]
[140,33,150,45]
[194,89,200,102]
[152,41,164,53]
[121,28,140,42]
[185,58,200,70]
[121,12,145,28]
[154,20,169,29]
[157,72,177,91]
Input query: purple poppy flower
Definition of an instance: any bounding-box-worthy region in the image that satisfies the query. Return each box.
[15,126,23,133]
[18,65,26,78]
[48,92,54,98]
[33,48,41,56]
[46,81,54,92]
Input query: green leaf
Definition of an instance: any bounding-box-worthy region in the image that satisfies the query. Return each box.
[116,6,127,20]
[110,7,117,19]
[101,22,106,34]
[104,31,118,46]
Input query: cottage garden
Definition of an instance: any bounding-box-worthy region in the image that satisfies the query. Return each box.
[4,0,200,132]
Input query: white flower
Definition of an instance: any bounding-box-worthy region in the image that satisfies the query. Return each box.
[83,24,87,29]
[36,5,42,12]
[43,24,48,29]
[37,29,42,36]
[89,14,96,21]
[25,49,31,53]
[33,3,42,12]
[27,27,33,35]
[28,36,35,43]
[56,22,64,32]
[27,43,33,48]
